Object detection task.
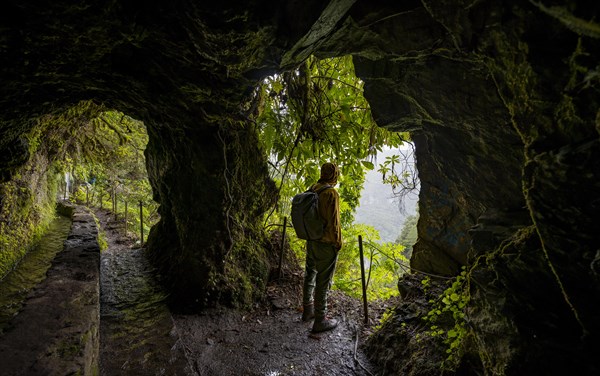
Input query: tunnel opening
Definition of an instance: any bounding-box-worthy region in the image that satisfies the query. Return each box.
[58,107,157,245]
[254,55,421,302]
[0,101,155,280]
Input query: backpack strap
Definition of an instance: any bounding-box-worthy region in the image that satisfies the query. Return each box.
[312,185,332,194]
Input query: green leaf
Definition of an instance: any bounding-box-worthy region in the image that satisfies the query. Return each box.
[271,80,283,94]
[361,160,375,170]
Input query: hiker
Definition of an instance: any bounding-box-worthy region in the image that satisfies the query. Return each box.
[302,162,343,333]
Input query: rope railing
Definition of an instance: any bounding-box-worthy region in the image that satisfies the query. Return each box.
[67,182,156,247]
[361,239,455,280]
[269,213,456,325]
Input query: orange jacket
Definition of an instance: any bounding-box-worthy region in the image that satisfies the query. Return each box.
[311,182,342,250]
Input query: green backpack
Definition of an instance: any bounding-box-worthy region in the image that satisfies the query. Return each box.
[291,185,332,240]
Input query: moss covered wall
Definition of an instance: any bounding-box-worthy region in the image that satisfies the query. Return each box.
[0,136,62,279]
[144,118,277,306]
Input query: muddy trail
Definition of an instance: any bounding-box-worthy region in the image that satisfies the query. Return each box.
[96,209,378,376]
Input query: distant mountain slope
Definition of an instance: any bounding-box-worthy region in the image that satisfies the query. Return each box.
[353,147,418,243]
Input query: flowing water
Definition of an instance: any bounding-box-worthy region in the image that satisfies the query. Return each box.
[99,217,190,375]
[0,214,72,334]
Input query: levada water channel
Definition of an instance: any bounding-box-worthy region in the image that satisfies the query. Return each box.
[0,214,72,334]
[0,208,189,375]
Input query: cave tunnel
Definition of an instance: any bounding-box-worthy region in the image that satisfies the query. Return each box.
[1,0,599,374]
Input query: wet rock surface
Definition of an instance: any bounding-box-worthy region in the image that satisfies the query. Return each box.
[0,203,100,375]
[96,209,190,376]
[365,274,449,376]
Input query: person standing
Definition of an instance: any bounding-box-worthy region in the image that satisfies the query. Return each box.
[302,162,343,333]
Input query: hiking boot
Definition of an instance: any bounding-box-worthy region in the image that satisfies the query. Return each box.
[312,316,338,333]
[302,303,315,321]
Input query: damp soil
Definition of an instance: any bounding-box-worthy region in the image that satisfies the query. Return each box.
[96,209,382,376]
[173,289,377,376]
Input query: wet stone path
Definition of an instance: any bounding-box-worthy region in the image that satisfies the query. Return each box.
[173,302,374,376]
[0,205,100,375]
[97,209,190,375]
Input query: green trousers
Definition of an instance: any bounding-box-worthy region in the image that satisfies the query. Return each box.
[303,240,338,318]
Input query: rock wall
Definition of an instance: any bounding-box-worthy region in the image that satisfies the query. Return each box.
[350,1,599,373]
[0,143,62,279]
[354,57,525,275]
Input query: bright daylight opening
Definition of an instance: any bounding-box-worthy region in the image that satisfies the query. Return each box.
[254,55,420,301]
[56,104,158,244]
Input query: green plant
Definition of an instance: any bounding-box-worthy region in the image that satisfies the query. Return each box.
[334,224,409,300]
[423,268,471,369]
[254,55,410,224]
[90,212,108,251]
[373,306,395,331]
[377,147,419,200]
[421,276,431,291]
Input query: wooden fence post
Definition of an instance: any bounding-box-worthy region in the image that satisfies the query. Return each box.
[277,217,287,279]
[358,235,369,324]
